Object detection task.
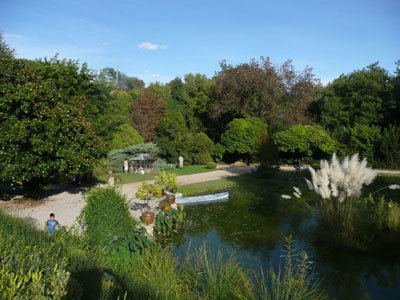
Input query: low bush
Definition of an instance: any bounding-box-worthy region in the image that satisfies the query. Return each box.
[154,206,186,235]
[206,161,217,169]
[157,158,176,170]
[79,187,136,248]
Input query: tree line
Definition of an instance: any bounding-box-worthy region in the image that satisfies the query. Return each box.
[1,32,399,190]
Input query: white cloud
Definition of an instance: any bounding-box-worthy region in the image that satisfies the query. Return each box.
[152,73,160,78]
[138,42,167,51]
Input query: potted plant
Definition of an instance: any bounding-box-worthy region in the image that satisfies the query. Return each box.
[136,182,157,224]
[159,200,171,212]
[156,171,179,193]
[141,207,155,224]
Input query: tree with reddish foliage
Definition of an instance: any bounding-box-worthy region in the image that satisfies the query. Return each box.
[131,90,166,141]
[213,57,317,133]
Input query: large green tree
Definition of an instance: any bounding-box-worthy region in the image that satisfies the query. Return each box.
[0,55,104,189]
[27,56,113,142]
[220,118,268,163]
[310,62,395,132]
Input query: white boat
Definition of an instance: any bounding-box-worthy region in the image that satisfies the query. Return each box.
[175,192,229,205]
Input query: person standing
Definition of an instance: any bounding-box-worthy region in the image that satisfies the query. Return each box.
[179,155,184,168]
[46,213,60,235]
[123,159,129,173]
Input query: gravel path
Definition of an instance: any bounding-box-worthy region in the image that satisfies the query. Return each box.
[2,166,256,229]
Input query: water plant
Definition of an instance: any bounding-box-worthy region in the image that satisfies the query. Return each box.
[306,153,377,202]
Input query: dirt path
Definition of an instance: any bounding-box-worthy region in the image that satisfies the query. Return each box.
[1,166,256,229]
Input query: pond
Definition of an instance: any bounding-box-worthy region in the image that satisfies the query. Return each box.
[169,179,400,300]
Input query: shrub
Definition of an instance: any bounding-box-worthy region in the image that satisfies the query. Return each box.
[179,132,215,165]
[220,118,268,163]
[79,187,136,247]
[157,158,176,170]
[206,162,217,169]
[274,124,338,162]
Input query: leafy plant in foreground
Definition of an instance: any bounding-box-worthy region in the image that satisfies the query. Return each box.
[154,206,186,235]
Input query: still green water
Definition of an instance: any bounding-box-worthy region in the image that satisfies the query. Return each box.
[170,188,400,300]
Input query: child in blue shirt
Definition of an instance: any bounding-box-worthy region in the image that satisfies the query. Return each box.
[46,213,60,235]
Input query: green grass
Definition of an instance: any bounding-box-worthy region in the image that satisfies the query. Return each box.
[97,165,214,184]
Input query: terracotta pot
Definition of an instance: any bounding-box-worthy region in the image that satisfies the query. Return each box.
[142,211,155,224]
[166,194,175,204]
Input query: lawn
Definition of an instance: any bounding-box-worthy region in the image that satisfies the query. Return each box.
[97,165,215,184]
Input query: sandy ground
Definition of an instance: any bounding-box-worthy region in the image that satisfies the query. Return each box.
[1,166,256,230]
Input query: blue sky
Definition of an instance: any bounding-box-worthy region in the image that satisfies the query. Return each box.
[1,0,399,85]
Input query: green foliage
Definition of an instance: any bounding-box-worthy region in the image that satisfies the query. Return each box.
[0,211,70,299]
[110,124,144,150]
[156,158,176,170]
[156,111,188,163]
[388,201,400,230]
[27,56,114,143]
[156,171,179,191]
[311,62,396,131]
[157,111,188,140]
[93,158,116,176]
[79,187,136,248]
[154,206,186,235]
[0,54,104,189]
[213,57,317,133]
[106,226,156,257]
[213,143,226,162]
[343,124,381,163]
[135,182,162,199]
[220,118,268,163]
[108,143,160,170]
[378,124,400,168]
[99,67,145,91]
[317,193,400,249]
[0,32,14,56]
[179,132,215,165]
[274,125,338,161]
[206,161,217,169]
[256,134,280,176]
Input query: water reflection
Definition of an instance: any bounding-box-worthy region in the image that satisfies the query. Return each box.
[170,189,400,300]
